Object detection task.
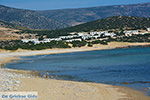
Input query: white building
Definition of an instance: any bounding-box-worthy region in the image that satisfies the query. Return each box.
[65,38,82,42]
[90,31,108,36]
[147,28,150,31]
[81,34,92,40]
[93,36,101,39]
[124,30,139,36]
[21,39,40,44]
[60,35,79,39]
[77,32,88,36]
[44,38,62,41]
[104,33,116,37]
[21,38,62,44]
[69,32,77,35]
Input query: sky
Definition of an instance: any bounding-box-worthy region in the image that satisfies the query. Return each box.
[0,0,150,10]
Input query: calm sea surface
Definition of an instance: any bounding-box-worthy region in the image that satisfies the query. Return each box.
[5,47,150,95]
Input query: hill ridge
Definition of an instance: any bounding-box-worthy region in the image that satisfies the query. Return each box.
[0,3,150,30]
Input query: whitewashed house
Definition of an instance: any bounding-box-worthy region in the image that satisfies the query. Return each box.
[69,32,77,35]
[60,35,78,39]
[65,38,82,42]
[90,31,106,36]
[21,39,40,44]
[104,33,116,37]
[124,30,139,36]
[77,33,86,36]
[81,34,92,40]
[147,28,150,31]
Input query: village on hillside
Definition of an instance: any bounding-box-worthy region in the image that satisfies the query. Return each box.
[22,28,150,44]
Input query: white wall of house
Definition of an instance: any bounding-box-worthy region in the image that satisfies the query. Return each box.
[147,28,150,31]
[65,38,82,42]
[124,30,139,36]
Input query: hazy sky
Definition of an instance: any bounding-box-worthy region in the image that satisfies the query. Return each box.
[0,0,149,10]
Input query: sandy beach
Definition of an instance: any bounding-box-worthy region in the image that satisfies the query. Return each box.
[0,42,150,100]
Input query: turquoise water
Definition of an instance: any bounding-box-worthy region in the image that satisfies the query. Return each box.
[5,47,150,95]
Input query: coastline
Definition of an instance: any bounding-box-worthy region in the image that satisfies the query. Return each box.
[1,42,150,61]
[0,42,150,100]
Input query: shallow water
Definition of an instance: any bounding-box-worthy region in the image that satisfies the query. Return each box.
[5,47,150,95]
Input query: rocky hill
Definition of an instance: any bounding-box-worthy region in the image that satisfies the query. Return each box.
[62,16,150,32]
[38,3,150,27]
[0,5,68,30]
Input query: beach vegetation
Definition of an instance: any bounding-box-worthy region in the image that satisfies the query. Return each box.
[0,40,71,50]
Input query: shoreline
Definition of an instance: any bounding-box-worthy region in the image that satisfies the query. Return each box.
[1,42,150,60]
[0,42,150,100]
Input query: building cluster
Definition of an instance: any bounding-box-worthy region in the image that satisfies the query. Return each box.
[124,28,150,36]
[21,28,150,44]
[22,31,116,44]
[77,31,116,40]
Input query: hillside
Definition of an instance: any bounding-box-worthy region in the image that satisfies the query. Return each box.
[0,3,150,30]
[38,3,150,27]
[61,16,150,32]
[0,16,150,50]
[0,5,68,30]
[0,20,35,41]
[20,16,150,38]
[0,20,17,28]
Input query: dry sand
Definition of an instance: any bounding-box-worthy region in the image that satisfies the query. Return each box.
[18,78,124,100]
[0,42,150,100]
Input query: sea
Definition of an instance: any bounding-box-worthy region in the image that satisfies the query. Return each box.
[4,47,150,95]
